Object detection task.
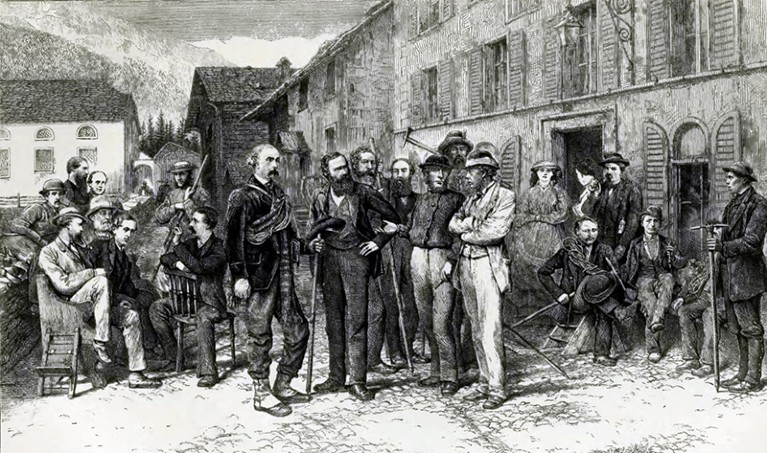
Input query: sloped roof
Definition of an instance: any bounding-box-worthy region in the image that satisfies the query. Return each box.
[0,79,136,123]
[241,0,392,121]
[276,131,312,155]
[154,142,198,161]
[194,67,293,103]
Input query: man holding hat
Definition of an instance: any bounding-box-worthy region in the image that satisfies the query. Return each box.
[408,154,465,395]
[2,179,65,259]
[621,205,687,363]
[155,161,211,243]
[437,130,473,193]
[38,207,161,388]
[449,143,515,410]
[593,152,642,260]
[538,217,636,368]
[707,161,767,393]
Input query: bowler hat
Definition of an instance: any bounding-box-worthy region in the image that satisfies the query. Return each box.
[573,273,618,309]
[722,161,757,182]
[465,145,500,170]
[51,207,89,227]
[87,195,117,218]
[307,217,346,240]
[437,130,473,155]
[419,154,452,170]
[599,153,630,167]
[39,179,66,196]
[170,161,196,174]
[640,205,664,224]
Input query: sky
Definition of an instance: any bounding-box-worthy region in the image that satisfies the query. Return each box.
[89,0,382,66]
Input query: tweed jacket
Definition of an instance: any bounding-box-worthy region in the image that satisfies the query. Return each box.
[621,235,687,286]
[38,237,100,299]
[718,186,767,301]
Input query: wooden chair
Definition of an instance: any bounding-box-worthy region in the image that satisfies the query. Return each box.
[165,269,236,373]
[36,327,80,398]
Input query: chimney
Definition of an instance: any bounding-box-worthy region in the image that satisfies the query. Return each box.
[276,57,292,82]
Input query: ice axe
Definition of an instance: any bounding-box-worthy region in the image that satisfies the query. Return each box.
[304,217,346,395]
[691,221,728,392]
[403,127,437,154]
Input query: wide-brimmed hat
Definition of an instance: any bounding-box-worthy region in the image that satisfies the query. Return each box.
[722,161,757,182]
[419,154,452,170]
[640,205,664,224]
[531,160,561,172]
[465,143,500,170]
[437,130,473,155]
[170,161,196,174]
[87,195,117,217]
[307,217,346,240]
[51,207,89,227]
[573,273,618,309]
[39,179,66,196]
[599,153,630,167]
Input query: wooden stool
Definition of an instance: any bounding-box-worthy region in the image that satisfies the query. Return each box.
[36,327,80,399]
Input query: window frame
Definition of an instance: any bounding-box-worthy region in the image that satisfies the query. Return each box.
[76,124,98,140]
[505,0,541,23]
[324,125,337,153]
[35,127,55,141]
[325,60,336,97]
[78,147,98,165]
[487,37,509,112]
[563,2,597,97]
[298,78,309,111]
[34,147,55,174]
[0,148,10,179]
[0,128,10,141]
[423,66,439,121]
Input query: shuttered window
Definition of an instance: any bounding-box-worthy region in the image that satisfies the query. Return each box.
[437,59,454,121]
[423,67,439,121]
[709,0,739,69]
[599,1,618,90]
[564,4,597,97]
[643,121,669,213]
[542,16,562,99]
[712,112,741,214]
[500,136,521,191]
[647,0,671,81]
[410,72,424,126]
[469,47,485,115]
[413,0,454,36]
[508,30,526,107]
[485,38,508,112]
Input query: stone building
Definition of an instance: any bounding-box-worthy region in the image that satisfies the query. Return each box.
[394,0,767,311]
[0,80,139,202]
[242,1,395,208]
[185,63,294,210]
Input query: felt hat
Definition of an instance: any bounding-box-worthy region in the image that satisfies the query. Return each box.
[51,207,89,227]
[598,153,630,167]
[307,217,347,240]
[573,273,618,310]
[437,130,473,155]
[419,154,452,170]
[39,179,66,196]
[170,161,196,174]
[722,161,757,182]
[86,195,117,218]
[465,145,500,170]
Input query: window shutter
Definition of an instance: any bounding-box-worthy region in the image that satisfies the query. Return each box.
[410,72,424,126]
[500,135,521,191]
[643,121,669,213]
[508,30,526,107]
[441,0,453,21]
[483,45,496,112]
[709,0,739,69]
[712,111,741,215]
[438,59,453,121]
[599,1,618,90]
[647,0,670,81]
[469,47,484,115]
[542,16,561,100]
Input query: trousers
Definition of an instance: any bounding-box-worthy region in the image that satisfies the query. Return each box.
[70,275,112,343]
[677,295,714,366]
[726,295,764,384]
[636,273,674,354]
[112,301,147,372]
[411,247,458,382]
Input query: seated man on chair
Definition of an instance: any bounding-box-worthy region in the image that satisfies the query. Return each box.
[621,205,686,364]
[38,207,160,389]
[149,207,227,388]
[537,216,636,367]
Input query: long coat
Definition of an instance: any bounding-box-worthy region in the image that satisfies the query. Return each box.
[537,240,616,301]
[449,181,516,293]
[718,186,767,302]
[593,179,642,250]
[621,235,687,286]
[311,181,401,277]
[225,176,303,290]
[161,236,227,312]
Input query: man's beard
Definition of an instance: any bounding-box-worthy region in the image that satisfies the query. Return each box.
[427,182,446,193]
[75,174,87,185]
[389,178,412,197]
[356,171,376,187]
[331,174,355,195]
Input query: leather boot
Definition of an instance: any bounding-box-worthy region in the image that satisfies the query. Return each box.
[746,337,764,385]
[722,335,750,388]
[273,373,311,404]
[252,379,292,417]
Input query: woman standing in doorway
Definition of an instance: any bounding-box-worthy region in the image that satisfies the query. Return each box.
[572,158,601,218]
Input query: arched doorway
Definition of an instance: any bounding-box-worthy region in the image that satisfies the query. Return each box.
[671,120,709,260]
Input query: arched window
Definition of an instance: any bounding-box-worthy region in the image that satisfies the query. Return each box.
[0,128,10,141]
[77,125,98,140]
[35,127,54,141]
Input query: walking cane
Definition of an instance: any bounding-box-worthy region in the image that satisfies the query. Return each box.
[384,246,415,373]
[304,217,347,395]
[691,222,728,392]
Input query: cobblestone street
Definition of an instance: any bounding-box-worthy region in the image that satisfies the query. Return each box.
[2,244,766,453]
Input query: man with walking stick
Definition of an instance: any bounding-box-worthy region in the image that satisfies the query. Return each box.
[225,144,315,417]
[706,162,767,394]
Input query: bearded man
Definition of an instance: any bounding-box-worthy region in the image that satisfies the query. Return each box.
[310,152,400,401]
[63,156,92,214]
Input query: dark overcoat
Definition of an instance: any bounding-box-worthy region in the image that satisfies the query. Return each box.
[537,240,616,300]
[593,179,642,251]
[621,235,687,286]
[161,236,227,312]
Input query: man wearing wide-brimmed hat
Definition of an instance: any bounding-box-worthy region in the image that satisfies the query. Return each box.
[437,130,473,193]
[83,195,119,244]
[707,161,767,393]
[38,207,161,388]
[538,217,636,368]
[1,179,65,260]
[155,160,211,243]
[621,205,687,364]
[449,143,515,410]
[593,152,642,260]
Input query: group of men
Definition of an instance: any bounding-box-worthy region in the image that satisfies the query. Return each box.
[11,129,767,413]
